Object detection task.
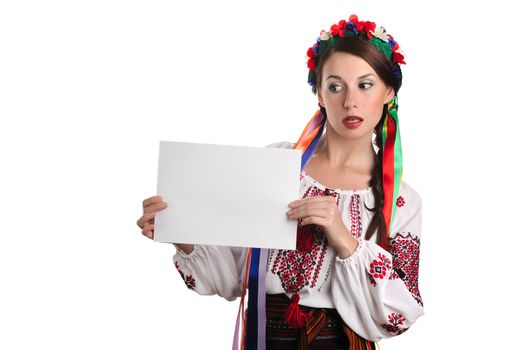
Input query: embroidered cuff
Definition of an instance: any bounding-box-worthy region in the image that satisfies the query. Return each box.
[175,244,201,260]
[335,238,366,265]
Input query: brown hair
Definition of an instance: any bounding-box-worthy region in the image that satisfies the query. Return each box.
[314,36,402,241]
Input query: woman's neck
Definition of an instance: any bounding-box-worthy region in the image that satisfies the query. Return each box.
[315,125,376,175]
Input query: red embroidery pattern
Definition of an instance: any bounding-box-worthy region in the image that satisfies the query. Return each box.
[271,185,334,292]
[267,249,276,271]
[396,195,405,207]
[387,232,422,306]
[349,194,362,239]
[309,187,341,205]
[369,253,392,281]
[272,223,328,292]
[317,260,333,292]
[368,273,377,287]
[175,261,196,290]
[311,231,328,288]
[389,267,400,280]
[381,312,408,335]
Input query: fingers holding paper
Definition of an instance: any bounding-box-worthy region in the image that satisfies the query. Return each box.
[137,195,167,239]
[287,195,358,258]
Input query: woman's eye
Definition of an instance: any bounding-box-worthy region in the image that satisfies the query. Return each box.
[329,84,343,93]
[359,82,373,89]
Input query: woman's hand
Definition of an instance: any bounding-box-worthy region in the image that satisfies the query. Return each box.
[137,195,167,239]
[287,196,358,259]
[136,195,194,253]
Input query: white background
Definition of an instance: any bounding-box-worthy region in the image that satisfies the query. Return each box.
[1,0,524,349]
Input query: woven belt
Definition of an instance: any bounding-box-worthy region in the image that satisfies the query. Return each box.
[265,293,377,350]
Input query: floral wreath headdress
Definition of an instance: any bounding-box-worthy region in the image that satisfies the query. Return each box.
[236,15,406,350]
[306,14,405,94]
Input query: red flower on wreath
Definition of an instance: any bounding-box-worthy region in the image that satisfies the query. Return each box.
[307,58,316,71]
[330,19,347,37]
[348,15,359,24]
[356,21,376,39]
[393,51,406,64]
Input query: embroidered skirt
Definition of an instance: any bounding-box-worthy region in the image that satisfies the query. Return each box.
[265,293,377,350]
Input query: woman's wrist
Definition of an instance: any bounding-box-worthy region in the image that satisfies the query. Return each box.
[333,231,359,259]
[174,243,194,254]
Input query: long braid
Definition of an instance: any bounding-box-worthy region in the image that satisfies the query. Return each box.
[364,104,388,241]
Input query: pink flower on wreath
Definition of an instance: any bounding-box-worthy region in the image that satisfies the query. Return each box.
[396,195,405,207]
[318,29,330,40]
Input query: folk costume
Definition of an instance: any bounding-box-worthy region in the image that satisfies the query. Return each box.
[173,14,424,350]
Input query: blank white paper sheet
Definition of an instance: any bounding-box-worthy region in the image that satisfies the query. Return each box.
[154,140,302,249]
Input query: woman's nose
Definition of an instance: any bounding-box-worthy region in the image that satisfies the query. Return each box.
[344,88,357,109]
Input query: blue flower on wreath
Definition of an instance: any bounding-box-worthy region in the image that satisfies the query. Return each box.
[345,21,357,34]
[392,65,402,80]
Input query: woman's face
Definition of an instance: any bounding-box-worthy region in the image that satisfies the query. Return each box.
[317,52,394,141]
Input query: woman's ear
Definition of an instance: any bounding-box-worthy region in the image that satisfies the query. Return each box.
[317,92,325,108]
[384,86,395,104]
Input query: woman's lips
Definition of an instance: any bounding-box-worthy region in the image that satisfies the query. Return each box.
[342,116,363,129]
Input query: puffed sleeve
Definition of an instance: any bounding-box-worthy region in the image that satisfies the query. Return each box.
[171,140,295,300]
[331,181,424,341]
[173,245,248,301]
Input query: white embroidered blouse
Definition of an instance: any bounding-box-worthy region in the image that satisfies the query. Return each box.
[172,141,424,342]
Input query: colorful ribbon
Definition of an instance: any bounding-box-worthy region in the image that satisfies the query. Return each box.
[233,109,326,350]
[379,96,403,249]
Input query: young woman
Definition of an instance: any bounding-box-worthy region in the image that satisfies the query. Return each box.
[137,14,424,349]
